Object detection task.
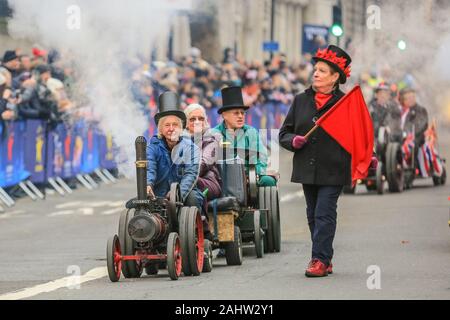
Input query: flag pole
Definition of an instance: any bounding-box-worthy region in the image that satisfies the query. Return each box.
[304,86,360,140]
[305,125,319,139]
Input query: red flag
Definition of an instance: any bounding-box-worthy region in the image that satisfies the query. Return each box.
[316,86,374,185]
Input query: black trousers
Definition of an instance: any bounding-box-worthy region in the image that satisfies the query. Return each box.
[302,184,343,266]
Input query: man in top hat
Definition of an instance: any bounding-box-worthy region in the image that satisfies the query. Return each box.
[146,91,206,226]
[213,86,276,187]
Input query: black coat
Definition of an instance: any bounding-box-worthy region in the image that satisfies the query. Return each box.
[279,87,351,186]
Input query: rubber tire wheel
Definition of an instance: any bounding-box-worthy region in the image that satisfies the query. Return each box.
[263,187,274,253]
[187,207,204,276]
[202,239,213,273]
[107,235,121,282]
[254,210,264,258]
[270,187,281,253]
[376,162,385,195]
[386,143,404,193]
[123,209,143,278]
[441,167,447,185]
[179,207,192,276]
[225,226,243,266]
[117,209,131,278]
[167,232,182,280]
[145,264,159,275]
[258,187,270,254]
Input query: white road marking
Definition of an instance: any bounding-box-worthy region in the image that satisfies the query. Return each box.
[79,208,95,216]
[101,207,123,215]
[55,202,82,209]
[0,210,26,219]
[47,210,75,217]
[0,267,107,300]
[107,201,124,207]
[280,190,304,203]
[89,201,112,208]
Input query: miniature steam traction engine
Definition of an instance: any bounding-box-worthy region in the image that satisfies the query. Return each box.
[106,136,205,282]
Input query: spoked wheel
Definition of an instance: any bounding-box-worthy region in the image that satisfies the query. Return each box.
[107,235,122,282]
[186,207,204,276]
[225,226,243,266]
[118,209,143,278]
[202,239,213,273]
[253,210,264,258]
[376,162,385,195]
[167,232,182,280]
[270,187,281,253]
[179,207,192,276]
[262,187,274,253]
[386,142,404,193]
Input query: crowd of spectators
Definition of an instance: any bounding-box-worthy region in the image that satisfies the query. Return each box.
[1,45,419,139]
[0,47,75,138]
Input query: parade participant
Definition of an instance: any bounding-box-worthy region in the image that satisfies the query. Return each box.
[146,92,204,215]
[279,45,377,278]
[369,82,395,139]
[398,88,428,149]
[184,103,222,200]
[213,86,276,188]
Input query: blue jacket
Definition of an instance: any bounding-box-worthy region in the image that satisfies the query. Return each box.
[146,136,203,205]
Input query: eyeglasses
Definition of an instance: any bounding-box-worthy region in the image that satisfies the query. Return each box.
[230,110,247,116]
[188,117,205,122]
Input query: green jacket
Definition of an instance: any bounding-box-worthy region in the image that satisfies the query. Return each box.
[213,122,268,175]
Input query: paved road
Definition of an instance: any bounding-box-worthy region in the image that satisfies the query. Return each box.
[0,132,449,300]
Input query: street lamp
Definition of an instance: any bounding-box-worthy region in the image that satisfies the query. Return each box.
[397,40,407,51]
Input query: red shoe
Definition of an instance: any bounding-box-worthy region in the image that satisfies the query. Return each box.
[305,259,328,277]
[327,262,333,274]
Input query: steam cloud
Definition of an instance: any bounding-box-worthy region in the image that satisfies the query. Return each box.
[349,0,450,123]
[6,0,187,177]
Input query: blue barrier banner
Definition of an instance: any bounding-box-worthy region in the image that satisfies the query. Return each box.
[60,123,74,179]
[80,123,100,174]
[24,120,47,184]
[48,123,73,179]
[99,132,117,170]
[71,120,84,176]
[0,121,30,188]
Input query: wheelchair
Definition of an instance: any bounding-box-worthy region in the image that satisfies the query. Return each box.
[206,147,281,266]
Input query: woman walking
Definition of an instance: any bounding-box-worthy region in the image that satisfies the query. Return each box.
[279,45,376,277]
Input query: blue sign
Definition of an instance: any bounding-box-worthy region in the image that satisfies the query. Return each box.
[263,41,279,52]
[302,24,330,54]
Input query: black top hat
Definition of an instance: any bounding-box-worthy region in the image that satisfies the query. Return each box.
[312,45,352,84]
[218,86,249,114]
[2,50,18,63]
[154,91,186,125]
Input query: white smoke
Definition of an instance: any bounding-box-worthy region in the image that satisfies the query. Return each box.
[348,0,450,123]
[6,0,189,177]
